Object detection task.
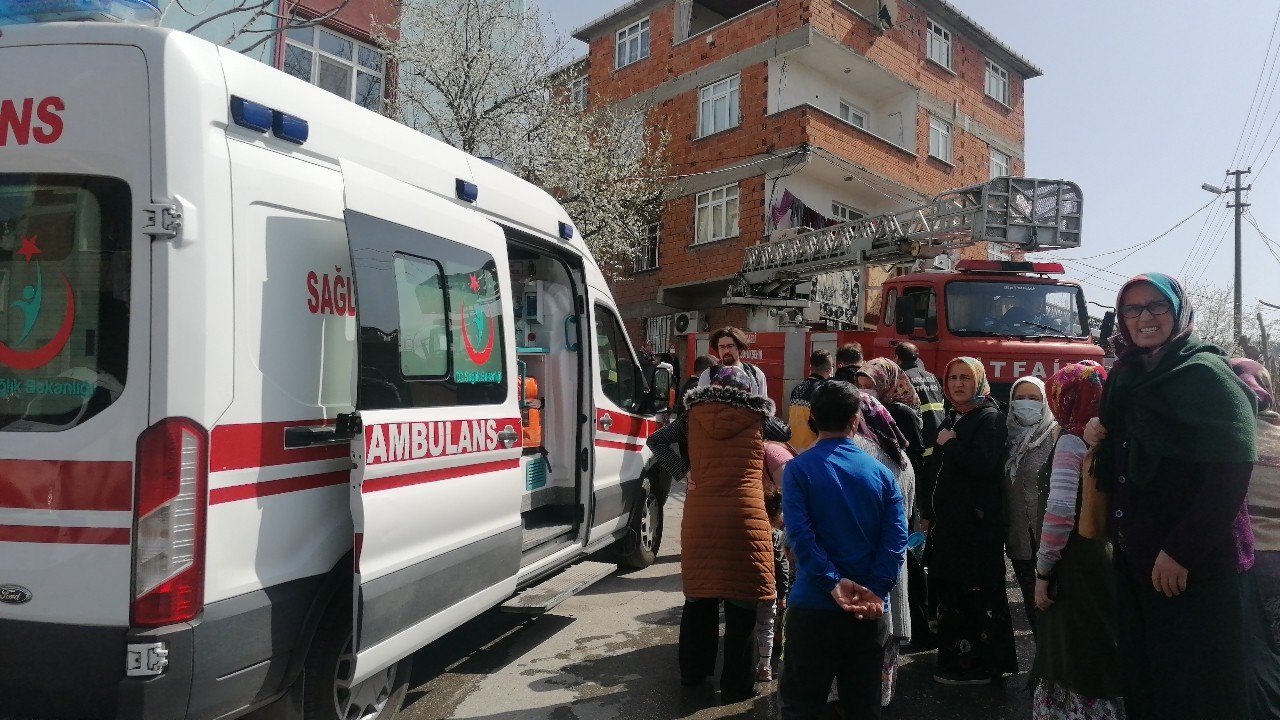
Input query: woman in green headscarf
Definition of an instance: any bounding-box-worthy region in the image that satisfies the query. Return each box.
[1085,272,1258,720]
[927,357,1017,686]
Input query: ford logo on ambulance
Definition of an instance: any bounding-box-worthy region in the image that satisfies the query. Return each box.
[0,584,32,604]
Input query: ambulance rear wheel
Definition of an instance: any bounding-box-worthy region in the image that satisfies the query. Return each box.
[304,595,412,720]
[618,477,663,568]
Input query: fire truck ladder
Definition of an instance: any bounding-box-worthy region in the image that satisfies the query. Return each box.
[731,176,1083,299]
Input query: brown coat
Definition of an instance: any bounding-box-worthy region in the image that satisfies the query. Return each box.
[681,385,780,602]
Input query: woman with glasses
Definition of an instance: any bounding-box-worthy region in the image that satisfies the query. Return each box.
[1084,273,1258,720]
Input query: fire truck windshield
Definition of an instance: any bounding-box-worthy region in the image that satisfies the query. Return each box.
[946,280,1087,339]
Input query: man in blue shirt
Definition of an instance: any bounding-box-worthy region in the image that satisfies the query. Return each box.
[780,381,908,720]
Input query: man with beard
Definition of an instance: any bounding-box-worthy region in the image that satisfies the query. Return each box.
[698,326,768,398]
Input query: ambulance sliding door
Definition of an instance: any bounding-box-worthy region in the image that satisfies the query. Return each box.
[340,161,524,684]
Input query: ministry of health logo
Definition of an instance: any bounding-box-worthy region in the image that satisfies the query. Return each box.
[0,235,76,371]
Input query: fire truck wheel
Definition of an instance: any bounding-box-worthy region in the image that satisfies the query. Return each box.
[303,595,413,720]
[617,476,663,568]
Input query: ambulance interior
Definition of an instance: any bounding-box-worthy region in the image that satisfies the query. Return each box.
[507,241,585,560]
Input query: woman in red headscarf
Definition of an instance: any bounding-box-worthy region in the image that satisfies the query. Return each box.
[1029,361,1123,720]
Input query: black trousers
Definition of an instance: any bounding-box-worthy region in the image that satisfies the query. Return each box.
[679,598,757,696]
[1115,553,1249,720]
[779,607,886,720]
[1009,556,1038,633]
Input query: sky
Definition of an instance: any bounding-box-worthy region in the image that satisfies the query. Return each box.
[532,0,1280,319]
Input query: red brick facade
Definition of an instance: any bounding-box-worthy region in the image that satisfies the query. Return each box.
[574,0,1035,351]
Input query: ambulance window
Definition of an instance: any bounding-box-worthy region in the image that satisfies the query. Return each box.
[394,256,448,379]
[594,306,641,411]
[0,174,131,431]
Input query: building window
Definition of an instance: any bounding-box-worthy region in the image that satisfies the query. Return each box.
[831,201,866,223]
[985,59,1010,105]
[283,25,384,111]
[570,76,588,111]
[698,74,741,138]
[694,184,740,244]
[925,19,951,70]
[990,147,1011,178]
[645,315,672,355]
[838,99,868,129]
[616,18,650,69]
[928,115,952,163]
[634,222,660,271]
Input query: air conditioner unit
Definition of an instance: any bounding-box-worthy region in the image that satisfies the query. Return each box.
[673,311,704,335]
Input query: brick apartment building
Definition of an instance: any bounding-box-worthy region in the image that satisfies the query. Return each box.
[570,0,1039,357]
[273,0,401,112]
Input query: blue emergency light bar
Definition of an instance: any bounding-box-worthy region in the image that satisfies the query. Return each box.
[0,0,160,25]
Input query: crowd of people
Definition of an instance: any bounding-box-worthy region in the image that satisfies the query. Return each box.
[646,270,1280,720]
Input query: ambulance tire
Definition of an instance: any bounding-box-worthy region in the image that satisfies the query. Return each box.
[617,476,663,568]
[303,594,412,720]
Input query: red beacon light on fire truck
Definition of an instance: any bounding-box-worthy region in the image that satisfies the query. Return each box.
[954,259,1065,275]
[0,0,161,25]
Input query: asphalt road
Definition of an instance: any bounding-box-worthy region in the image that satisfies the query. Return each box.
[397,482,1037,720]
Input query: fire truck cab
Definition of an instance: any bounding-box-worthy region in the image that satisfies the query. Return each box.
[874,259,1104,398]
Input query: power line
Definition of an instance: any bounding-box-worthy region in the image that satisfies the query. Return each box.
[1230,6,1280,170]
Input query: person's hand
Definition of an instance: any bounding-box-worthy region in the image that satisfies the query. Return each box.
[1083,417,1107,447]
[1152,550,1189,597]
[1034,578,1054,610]
[918,518,932,532]
[936,429,956,446]
[831,579,884,619]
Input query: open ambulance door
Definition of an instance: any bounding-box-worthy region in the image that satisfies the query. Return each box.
[339,161,524,685]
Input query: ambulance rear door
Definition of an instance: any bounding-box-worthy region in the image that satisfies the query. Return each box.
[340,161,524,684]
[0,39,155,715]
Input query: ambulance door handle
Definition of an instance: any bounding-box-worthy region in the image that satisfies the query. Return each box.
[599,414,613,431]
[497,426,519,448]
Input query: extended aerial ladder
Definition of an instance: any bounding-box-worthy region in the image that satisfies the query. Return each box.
[728,176,1083,301]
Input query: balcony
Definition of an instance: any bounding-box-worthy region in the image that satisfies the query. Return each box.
[768,32,918,154]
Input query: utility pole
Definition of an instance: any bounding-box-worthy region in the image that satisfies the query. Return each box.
[1228,168,1251,345]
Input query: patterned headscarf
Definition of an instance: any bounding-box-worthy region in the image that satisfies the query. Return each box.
[857,357,921,409]
[857,391,909,462]
[1230,357,1277,418]
[1003,376,1054,481]
[944,356,990,407]
[1112,272,1194,364]
[1046,361,1108,437]
[711,365,757,395]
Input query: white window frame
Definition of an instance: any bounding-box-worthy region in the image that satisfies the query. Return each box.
[928,114,952,163]
[925,18,952,70]
[616,17,651,69]
[569,76,588,111]
[989,147,1011,178]
[831,201,866,223]
[634,222,660,272]
[694,184,740,245]
[837,99,868,129]
[985,59,1010,105]
[283,24,385,111]
[698,74,741,138]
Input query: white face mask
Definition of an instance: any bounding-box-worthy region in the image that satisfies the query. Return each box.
[859,387,878,400]
[1010,399,1044,426]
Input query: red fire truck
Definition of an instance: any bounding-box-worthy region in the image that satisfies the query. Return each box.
[686,177,1110,407]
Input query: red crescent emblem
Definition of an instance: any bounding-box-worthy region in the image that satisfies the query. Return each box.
[460,303,494,365]
[0,277,75,371]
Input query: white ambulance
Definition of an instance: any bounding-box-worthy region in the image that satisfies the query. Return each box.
[0,8,673,719]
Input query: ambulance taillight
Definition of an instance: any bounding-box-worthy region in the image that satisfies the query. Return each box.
[131,418,209,627]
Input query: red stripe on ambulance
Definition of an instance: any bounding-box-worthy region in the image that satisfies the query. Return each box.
[362,459,520,493]
[0,459,132,511]
[595,410,657,438]
[209,470,348,505]
[0,524,129,545]
[364,418,521,465]
[210,421,348,472]
[595,439,645,452]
